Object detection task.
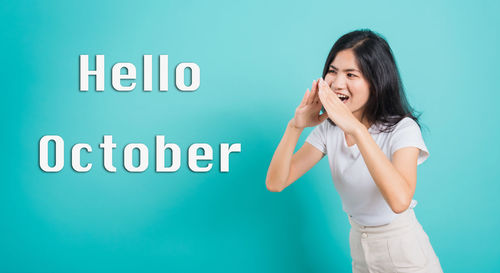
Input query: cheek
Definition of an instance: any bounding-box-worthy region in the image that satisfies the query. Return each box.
[348,83,370,105]
[324,75,334,85]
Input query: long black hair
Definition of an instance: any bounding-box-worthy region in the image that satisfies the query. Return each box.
[322,29,421,133]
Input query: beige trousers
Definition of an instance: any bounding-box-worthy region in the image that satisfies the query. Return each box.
[348,208,443,273]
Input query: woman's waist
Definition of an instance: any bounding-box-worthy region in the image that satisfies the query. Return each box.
[348,207,420,237]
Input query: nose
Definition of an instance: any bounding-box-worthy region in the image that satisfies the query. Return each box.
[329,74,347,91]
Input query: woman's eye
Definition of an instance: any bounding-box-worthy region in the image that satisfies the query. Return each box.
[347,73,356,78]
[328,70,337,74]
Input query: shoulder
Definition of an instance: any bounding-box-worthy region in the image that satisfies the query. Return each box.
[383,117,424,145]
[389,117,421,135]
[305,119,335,154]
[370,116,420,136]
[396,116,419,128]
[387,116,429,164]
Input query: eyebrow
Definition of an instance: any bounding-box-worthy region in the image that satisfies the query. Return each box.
[330,65,360,73]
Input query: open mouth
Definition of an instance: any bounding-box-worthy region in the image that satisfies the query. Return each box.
[336,93,349,103]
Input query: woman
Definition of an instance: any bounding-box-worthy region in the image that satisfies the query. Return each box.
[266,29,443,273]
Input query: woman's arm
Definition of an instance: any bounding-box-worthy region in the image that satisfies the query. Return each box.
[266,120,303,192]
[352,126,420,213]
[265,120,324,192]
[266,79,328,192]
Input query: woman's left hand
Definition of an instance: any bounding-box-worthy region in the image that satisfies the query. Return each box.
[317,78,363,135]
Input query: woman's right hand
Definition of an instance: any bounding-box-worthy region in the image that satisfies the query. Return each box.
[290,79,329,129]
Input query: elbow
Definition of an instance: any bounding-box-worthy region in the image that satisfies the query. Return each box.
[265,178,284,192]
[390,197,412,214]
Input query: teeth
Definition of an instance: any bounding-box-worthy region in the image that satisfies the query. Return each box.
[336,94,349,100]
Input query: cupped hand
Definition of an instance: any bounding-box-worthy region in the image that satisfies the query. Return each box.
[317,78,362,135]
[290,79,329,129]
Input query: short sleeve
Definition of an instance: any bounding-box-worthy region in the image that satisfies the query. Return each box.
[305,120,327,154]
[389,117,429,165]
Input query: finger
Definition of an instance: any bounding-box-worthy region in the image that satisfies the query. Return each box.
[318,89,331,109]
[299,89,310,106]
[318,86,334,114]
[311,79,318,93]
[317,78,328,96]
[319,111,329,121]
[329,90,342,104]
[318,84,327,102]
[314,92,321,104]
[308,88,318,105]
[317,88,325,104]
[306,83,316,105]
[318,79,340,105]
[315,78,321,92]
[311,80,320,104]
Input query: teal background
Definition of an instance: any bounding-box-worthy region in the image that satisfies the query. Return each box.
[1,0,499,272]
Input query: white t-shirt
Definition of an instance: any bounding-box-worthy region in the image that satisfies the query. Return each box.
[305,117,429,226]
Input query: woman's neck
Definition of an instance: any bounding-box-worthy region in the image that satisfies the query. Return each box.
[354,112,373,130]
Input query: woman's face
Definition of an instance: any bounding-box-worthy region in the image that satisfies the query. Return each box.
[324,49,371,121]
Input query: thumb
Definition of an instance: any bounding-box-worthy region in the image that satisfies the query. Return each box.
[319,111,329,122]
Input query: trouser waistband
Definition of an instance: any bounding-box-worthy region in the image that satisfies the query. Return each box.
[348,208,419,238]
